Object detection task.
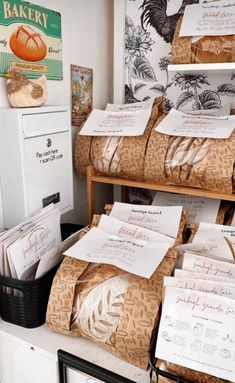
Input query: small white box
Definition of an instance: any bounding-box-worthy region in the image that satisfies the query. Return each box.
[0,106,74,228]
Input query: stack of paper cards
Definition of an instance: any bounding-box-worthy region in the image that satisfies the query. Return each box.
[0,204,61,280]
[64,202,184,279]
[155,222,235,381]
[0,204,83,281]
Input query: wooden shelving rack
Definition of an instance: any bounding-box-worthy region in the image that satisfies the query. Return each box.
[86,166,235,223]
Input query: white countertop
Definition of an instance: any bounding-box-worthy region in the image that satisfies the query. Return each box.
[0,319,150,383]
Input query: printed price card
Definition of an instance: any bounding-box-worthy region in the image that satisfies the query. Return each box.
[152,192,220,225]
[180,2,235,37]
[109,202,183,238]
[155,109,235,138]
[182,252,235,279]
[79,106,152,136]
[98,215,175,245]
[155,286,235,381]
[64,227,171,279]
[194,222,235,252]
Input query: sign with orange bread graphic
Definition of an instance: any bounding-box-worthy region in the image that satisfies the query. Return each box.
[0,0,62,80]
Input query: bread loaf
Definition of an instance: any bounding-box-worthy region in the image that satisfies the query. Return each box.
[144,115,235,193]
[172,16,235,64]
[10,25,47,62]
[74,97,164,179]
[73,275,128,347]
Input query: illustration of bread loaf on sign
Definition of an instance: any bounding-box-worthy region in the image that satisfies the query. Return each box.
[10,25,47,62]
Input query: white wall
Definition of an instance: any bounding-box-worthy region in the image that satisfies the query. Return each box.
[0,0,114,230]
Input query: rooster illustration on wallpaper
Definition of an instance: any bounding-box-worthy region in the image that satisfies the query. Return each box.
[140,0,199,43]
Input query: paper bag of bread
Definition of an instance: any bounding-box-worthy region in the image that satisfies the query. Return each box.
[172,16,235,64]
[74,97,163,179]
[46,249,178,369]
[144,115,235,194]
[46,203,185,370]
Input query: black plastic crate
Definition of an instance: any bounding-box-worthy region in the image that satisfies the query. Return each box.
[0,264,59,328]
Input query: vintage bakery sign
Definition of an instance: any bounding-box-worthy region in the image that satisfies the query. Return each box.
[0,0,62,79]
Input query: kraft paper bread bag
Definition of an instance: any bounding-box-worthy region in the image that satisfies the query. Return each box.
[74,97,163,180]
[144,115,235,194]
[46,248,178,370]
[172,16,235,64]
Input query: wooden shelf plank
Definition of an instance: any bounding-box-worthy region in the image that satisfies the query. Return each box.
[87,166,234,222]
[91,174,235,201]
[168,63,235,75]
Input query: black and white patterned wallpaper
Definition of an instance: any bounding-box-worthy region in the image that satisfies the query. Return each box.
[125,0,235,111]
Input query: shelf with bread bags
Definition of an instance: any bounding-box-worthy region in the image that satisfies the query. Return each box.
[86,166,235,224]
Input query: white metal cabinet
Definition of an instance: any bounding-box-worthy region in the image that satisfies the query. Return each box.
[0,106,74,228]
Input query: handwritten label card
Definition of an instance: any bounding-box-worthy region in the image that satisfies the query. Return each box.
[64,227,171,279]
[164,276,235,300]
[36,228,83,279]
[174,268,235,283]
[7,209,61,279]
[180,2,235,37]
[155,109,235,138]
[109,202,183,238]
[105,99,154,112]
[152,192,220,225]
[182,252,235,279]
[79,107,152,137]
[155,286,235,381]
[98,215,175,245]
[176,236,234,261]
[194,222,235,252]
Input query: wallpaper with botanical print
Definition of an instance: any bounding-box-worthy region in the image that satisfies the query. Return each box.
[125,0,235,111]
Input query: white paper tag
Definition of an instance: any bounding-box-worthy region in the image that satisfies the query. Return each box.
[7,209,61,279]
[0,203,55,276]
[164,276,235,299]
[180,2,235,37]
[182,252,235,279]
[176,237,234,261]
[155,109,235,138]
[155,286,235,381]
[174,268,235,283]
[98,215,175,245]
[194,222,235,252]
[79,107,152,136]
[64,227,171,279]
[152,192,220,225]
[182,103,231,117]
[36,228,83,279]
[105,98,154,112]
[109,202,183,238]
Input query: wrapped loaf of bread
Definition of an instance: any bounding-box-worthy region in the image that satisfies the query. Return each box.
[156,360,229,383]
[46,249,178,369]
[172,16,235,64]
[74,97,163,180]
[144,115,235,193]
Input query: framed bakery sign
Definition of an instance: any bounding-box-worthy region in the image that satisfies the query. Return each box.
[0,0,62,79]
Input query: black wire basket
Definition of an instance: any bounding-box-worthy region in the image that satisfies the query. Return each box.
[149,328,192,383]
[0,264,59,328]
